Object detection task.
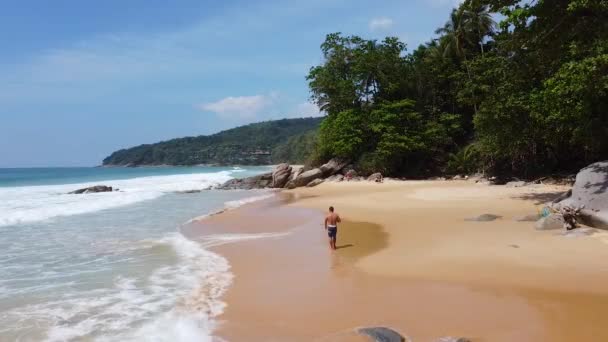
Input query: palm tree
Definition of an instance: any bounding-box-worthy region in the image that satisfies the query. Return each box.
[463,4,495,56]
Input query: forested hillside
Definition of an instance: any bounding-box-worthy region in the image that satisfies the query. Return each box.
[102,118,321,166]
[306,0,607,177]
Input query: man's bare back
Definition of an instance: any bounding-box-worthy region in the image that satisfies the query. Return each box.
[324,206,341,250]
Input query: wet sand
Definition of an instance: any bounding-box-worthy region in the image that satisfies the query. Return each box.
[186,181,608,341]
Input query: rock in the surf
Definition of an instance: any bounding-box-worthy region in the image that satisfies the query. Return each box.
[69,185,113,194]
[357,326,407,342]
[217,172,273,190]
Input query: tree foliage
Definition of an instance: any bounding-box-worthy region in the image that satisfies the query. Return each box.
[102,118,322,166]
[307,0,608,177]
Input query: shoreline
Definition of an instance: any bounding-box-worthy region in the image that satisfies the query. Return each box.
[186,180,608,341]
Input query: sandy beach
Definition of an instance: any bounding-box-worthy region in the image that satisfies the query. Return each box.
[187,180,608,341]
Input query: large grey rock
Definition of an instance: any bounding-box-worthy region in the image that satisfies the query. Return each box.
[535,213,565,230]
[292,168,323,187]
[357,327,406,342]
[217,173,273,190]
[69,185,113,194]
[465,214,502,222]
[367,172,383,182]
[288,165,304,182]
[560,161,608,229]
[319,158,349,176]
[306,178,324,187]
[271,163,292,188]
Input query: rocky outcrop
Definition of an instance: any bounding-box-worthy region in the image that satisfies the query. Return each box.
[271,163,292,188]
[535,213,565,230]
[319,158,349,176]
[559,161,608,229]
[290,168,324,188]
[306,178,324,187]
[69,185,114,194]
[217,172,273,190]
[357,327,406,342]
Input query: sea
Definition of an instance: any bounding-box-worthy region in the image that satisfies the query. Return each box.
[0,166,273,342]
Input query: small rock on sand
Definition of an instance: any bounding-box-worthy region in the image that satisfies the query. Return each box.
[436,338,471,342]
[357,327,406,342]
[465,214,502,222]
[534,213,565,230]
[514,214,539,222]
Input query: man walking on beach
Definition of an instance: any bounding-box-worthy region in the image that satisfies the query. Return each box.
[324,206,341,250]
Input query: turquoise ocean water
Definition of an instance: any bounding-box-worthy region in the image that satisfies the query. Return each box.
[0,166,272,341]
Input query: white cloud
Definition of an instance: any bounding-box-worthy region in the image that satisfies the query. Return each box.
[199,94,276,119]
[369,17,394,31]
[291,102,324,118]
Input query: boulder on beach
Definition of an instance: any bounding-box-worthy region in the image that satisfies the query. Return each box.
[319,158,349,176]
[534,213,565,230]
[271,163,292,188]
[217,172,273,190]
[291,168,324,188]
[559,161,608,229]
[465,214,502,222]
[69,185,113,194]
[357,327,406,342]
[306,178,324,187]
[367,172,383,182]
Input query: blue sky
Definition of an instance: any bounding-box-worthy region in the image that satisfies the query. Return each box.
[0,0,462,167]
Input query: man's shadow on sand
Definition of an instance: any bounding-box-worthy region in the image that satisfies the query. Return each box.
[335,244,354,250]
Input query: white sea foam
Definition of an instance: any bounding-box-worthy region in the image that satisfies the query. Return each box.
[0,171,235,227]
[224,193,275,209]
[1,233,232,342]
[185,192,276,224]
[200,231,292,248]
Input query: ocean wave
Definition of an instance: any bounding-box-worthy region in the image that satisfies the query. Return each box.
[0,171,235,227]
[0,233,232,342]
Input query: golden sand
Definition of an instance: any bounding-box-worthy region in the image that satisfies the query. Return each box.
[187,180,608,341]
